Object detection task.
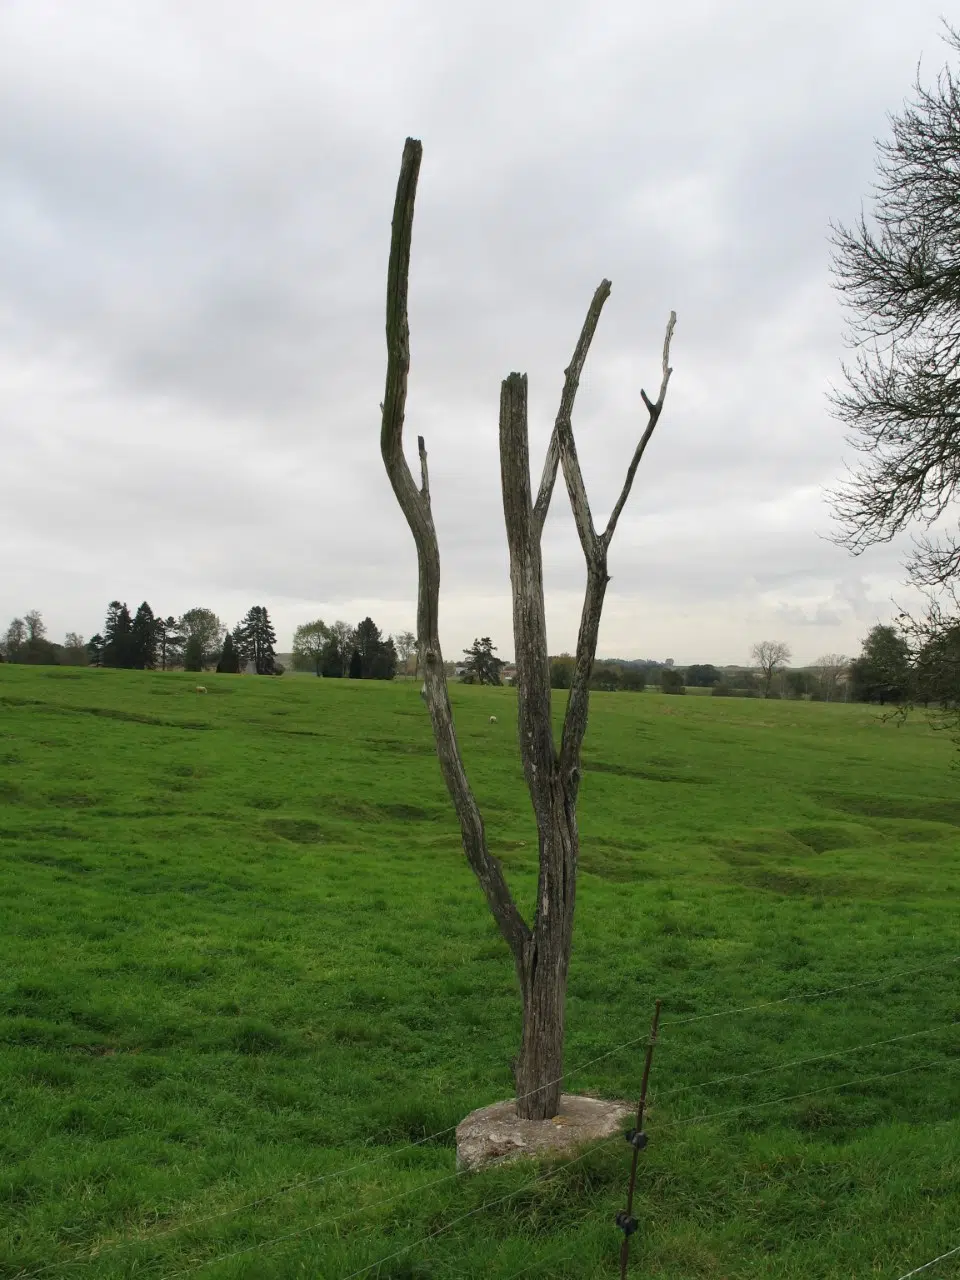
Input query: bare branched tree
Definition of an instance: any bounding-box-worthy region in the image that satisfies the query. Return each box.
[750,640,791,698]
[829,25,960,589]
[380,138,676,1120]
[393,630,417,674]
[811,653,850,702]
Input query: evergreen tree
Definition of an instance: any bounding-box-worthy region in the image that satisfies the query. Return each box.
[463,636,505,686]
[353,616,383,677]
[216,631,240,674]
[183,632,204,672]
[103,601,134,668]
[230,624,250,670]
[239,606,277,675]
[86,634,104,667]
[348,616,398,679]
[849,624,910,704]
[370,635,398,680]
[157,616,183,670]
[130,602,158,669]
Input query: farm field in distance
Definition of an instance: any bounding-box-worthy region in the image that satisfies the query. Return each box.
[0,663,958,1279]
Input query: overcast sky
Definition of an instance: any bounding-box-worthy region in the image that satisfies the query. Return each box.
[0,1,952,665]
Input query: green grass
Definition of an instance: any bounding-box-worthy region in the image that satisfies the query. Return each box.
[0,664,958,1279]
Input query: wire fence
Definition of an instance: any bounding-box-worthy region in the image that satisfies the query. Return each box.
[15,952,959,1280]
[894,1243,960,1279]
[319,1056,959,1280]
[153,1049,959,1280]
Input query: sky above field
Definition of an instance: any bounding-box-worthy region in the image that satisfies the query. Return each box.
[0,2,952,665]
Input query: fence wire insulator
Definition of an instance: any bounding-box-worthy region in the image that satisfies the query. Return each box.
[615,1211,639,1236]
[624,1128,648,1150]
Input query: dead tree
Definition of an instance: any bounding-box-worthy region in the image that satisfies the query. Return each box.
[381,138,676,1120]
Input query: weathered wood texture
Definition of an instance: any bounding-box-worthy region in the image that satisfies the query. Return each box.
[380,136,676,1119]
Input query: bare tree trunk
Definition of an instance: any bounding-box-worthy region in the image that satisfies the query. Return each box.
[513,786,579,1117]
[500,372,580,1117]
[380,138,675,1120]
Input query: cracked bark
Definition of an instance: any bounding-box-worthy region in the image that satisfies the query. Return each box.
[381,137,676,1119]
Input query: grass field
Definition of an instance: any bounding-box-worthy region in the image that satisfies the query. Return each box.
[0,664,958,1279]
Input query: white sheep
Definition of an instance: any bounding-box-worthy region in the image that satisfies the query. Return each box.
[195,685,207,694]
[489,715,498,723]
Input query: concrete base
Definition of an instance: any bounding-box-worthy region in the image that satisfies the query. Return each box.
[455,1093,634,1172]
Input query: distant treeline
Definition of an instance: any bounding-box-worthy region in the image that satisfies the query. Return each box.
[0,606,400,682]
[4,609,957,711]
[0,603,282,674]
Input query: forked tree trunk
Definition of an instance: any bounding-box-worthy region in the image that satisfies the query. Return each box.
[513,799,578,1117]
[380,138,675,1120]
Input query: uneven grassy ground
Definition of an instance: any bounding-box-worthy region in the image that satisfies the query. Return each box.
[0,664,957,1279]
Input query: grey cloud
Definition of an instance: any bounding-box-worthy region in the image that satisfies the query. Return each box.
[0,0,951,662]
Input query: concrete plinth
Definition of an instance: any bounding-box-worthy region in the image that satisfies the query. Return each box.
[455,1093,634,1172]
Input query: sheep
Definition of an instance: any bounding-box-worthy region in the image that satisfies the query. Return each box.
[489,715,498,724]
[195,685,207,694]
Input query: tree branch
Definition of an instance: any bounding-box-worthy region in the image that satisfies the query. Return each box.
[500,372,556,822]
[532,280,612,540]
[559,565,610,784]
[558,311,677,775]
[603,310,676,547]
[417,434,430,506]
[381,138,530,961]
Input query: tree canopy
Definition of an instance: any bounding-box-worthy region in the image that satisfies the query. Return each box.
[350,617,397,680]
[848,624,910,705]
[462,637,504,686]
[292,620,331,674]
[179,608,225,669]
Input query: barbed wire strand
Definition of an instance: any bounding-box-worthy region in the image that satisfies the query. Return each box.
[158,1054,957,1280]
[894,1242,960,1279]
[18,958,958,1279]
